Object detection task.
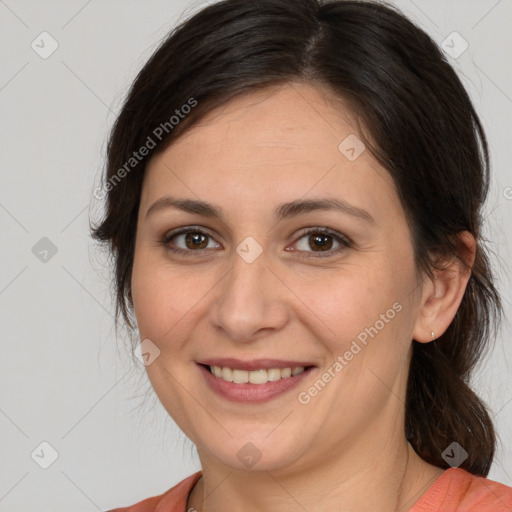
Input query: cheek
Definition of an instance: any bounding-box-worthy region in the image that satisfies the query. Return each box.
[131,250,181,339]
[307,267,395,336]
[131,250,219,344]
[309,258,416,364]
[308,272,414,421]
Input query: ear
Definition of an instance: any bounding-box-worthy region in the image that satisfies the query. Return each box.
[412,231,476,343]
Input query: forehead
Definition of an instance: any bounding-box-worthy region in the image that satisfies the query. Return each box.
[141,82,399,222]
[172,82,360,157]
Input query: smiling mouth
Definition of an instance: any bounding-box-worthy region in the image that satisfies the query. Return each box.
[200,364,315,385]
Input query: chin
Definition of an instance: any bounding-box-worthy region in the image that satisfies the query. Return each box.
[197,435,308,473]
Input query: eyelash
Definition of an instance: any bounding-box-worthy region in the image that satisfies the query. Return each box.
[159,226,352,259]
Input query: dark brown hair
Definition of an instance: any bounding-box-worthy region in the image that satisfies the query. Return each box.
[90,0,503,476]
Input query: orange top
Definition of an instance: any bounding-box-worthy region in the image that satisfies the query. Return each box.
[107,468,512,512]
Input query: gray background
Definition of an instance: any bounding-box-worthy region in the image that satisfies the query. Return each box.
[0,0,511,510]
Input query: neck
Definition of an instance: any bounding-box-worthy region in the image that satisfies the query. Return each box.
[187,434,445,512]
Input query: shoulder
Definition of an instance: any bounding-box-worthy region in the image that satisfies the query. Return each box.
[105,471,203,512]
[411,467,512,512]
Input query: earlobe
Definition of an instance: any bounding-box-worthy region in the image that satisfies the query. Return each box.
[412,231,476,344]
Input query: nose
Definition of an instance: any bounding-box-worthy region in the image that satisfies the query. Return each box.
[210,247,290,343]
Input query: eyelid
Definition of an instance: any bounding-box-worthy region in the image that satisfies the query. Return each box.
[290,226,352,258]
[161,225,221,252]
[160,225,352,258]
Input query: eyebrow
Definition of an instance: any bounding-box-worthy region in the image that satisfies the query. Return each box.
[145,195,375,224]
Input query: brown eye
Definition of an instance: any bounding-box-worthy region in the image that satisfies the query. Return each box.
[162,227,221,254]
[306,233,334,252]
[161,226,351,258]
[183,232,209,250]
[292,228,352,258]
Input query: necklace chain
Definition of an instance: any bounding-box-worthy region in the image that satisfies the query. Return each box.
[395,443,411,512]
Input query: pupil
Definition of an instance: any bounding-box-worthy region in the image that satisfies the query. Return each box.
[186,232,207,249]
[310,234,332,251]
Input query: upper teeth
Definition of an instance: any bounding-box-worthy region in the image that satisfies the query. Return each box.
[210,365,306,384]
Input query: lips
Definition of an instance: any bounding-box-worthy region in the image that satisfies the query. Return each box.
[197,363,316,403]
[196,358,316,371]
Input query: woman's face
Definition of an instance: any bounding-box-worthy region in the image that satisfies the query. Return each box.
[131,82,426,473]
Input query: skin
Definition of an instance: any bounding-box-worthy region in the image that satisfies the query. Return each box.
[130,82,475,511]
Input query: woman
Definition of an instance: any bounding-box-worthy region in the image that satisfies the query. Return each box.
[92,0,512,510]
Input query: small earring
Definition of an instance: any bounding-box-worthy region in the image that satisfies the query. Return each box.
[431,331,436,341]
